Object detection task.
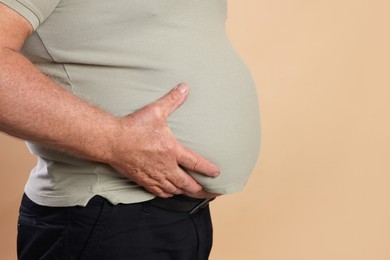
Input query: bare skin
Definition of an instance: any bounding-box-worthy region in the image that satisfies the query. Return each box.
[0,3,220,199]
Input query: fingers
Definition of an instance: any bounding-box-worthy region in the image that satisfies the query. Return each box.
[167,166,203,194]
[142,168,202,197]
[151,83,189,118]
[145,186,173,199]
[160,179,182,195]
[176,144,220,177]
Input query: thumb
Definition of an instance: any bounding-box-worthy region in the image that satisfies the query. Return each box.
[153,83,190,117]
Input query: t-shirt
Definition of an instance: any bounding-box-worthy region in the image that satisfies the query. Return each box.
[0,0,261,206]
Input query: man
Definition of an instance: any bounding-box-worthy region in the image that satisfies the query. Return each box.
[0,1,261,259]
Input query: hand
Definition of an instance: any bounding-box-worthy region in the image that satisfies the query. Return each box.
[108,83,221,198]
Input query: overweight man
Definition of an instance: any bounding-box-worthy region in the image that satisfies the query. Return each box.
[0,1,261,259]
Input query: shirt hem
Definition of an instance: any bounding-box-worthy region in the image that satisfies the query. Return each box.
[203,180,248,195]
[24,186,156,207]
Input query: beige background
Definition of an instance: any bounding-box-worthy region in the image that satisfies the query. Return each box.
[0,0,388,259]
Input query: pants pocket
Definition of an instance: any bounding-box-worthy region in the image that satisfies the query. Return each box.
[17,218,67,260]
[17,195,68,260]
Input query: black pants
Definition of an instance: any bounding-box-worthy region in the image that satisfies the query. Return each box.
[17,194,213,260]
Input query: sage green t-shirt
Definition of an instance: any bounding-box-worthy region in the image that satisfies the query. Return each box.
[1,0,261,206]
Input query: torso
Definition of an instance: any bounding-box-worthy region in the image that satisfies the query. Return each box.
[22,0,261,206]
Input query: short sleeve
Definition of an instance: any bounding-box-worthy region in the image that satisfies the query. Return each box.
[0,0,60,30]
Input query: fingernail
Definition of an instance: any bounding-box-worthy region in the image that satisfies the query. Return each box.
[213,172,220,177]
[176,83,188,94]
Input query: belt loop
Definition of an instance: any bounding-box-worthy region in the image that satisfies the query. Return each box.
[189,198,214,215]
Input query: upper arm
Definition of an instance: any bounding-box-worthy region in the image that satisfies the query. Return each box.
[0,3,33,51]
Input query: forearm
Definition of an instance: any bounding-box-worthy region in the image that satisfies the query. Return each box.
[0,48,119,163]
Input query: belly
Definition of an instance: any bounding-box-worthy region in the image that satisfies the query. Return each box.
[61,44,261,193]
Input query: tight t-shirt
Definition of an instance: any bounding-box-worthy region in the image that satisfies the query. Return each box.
[0,0,261,206]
